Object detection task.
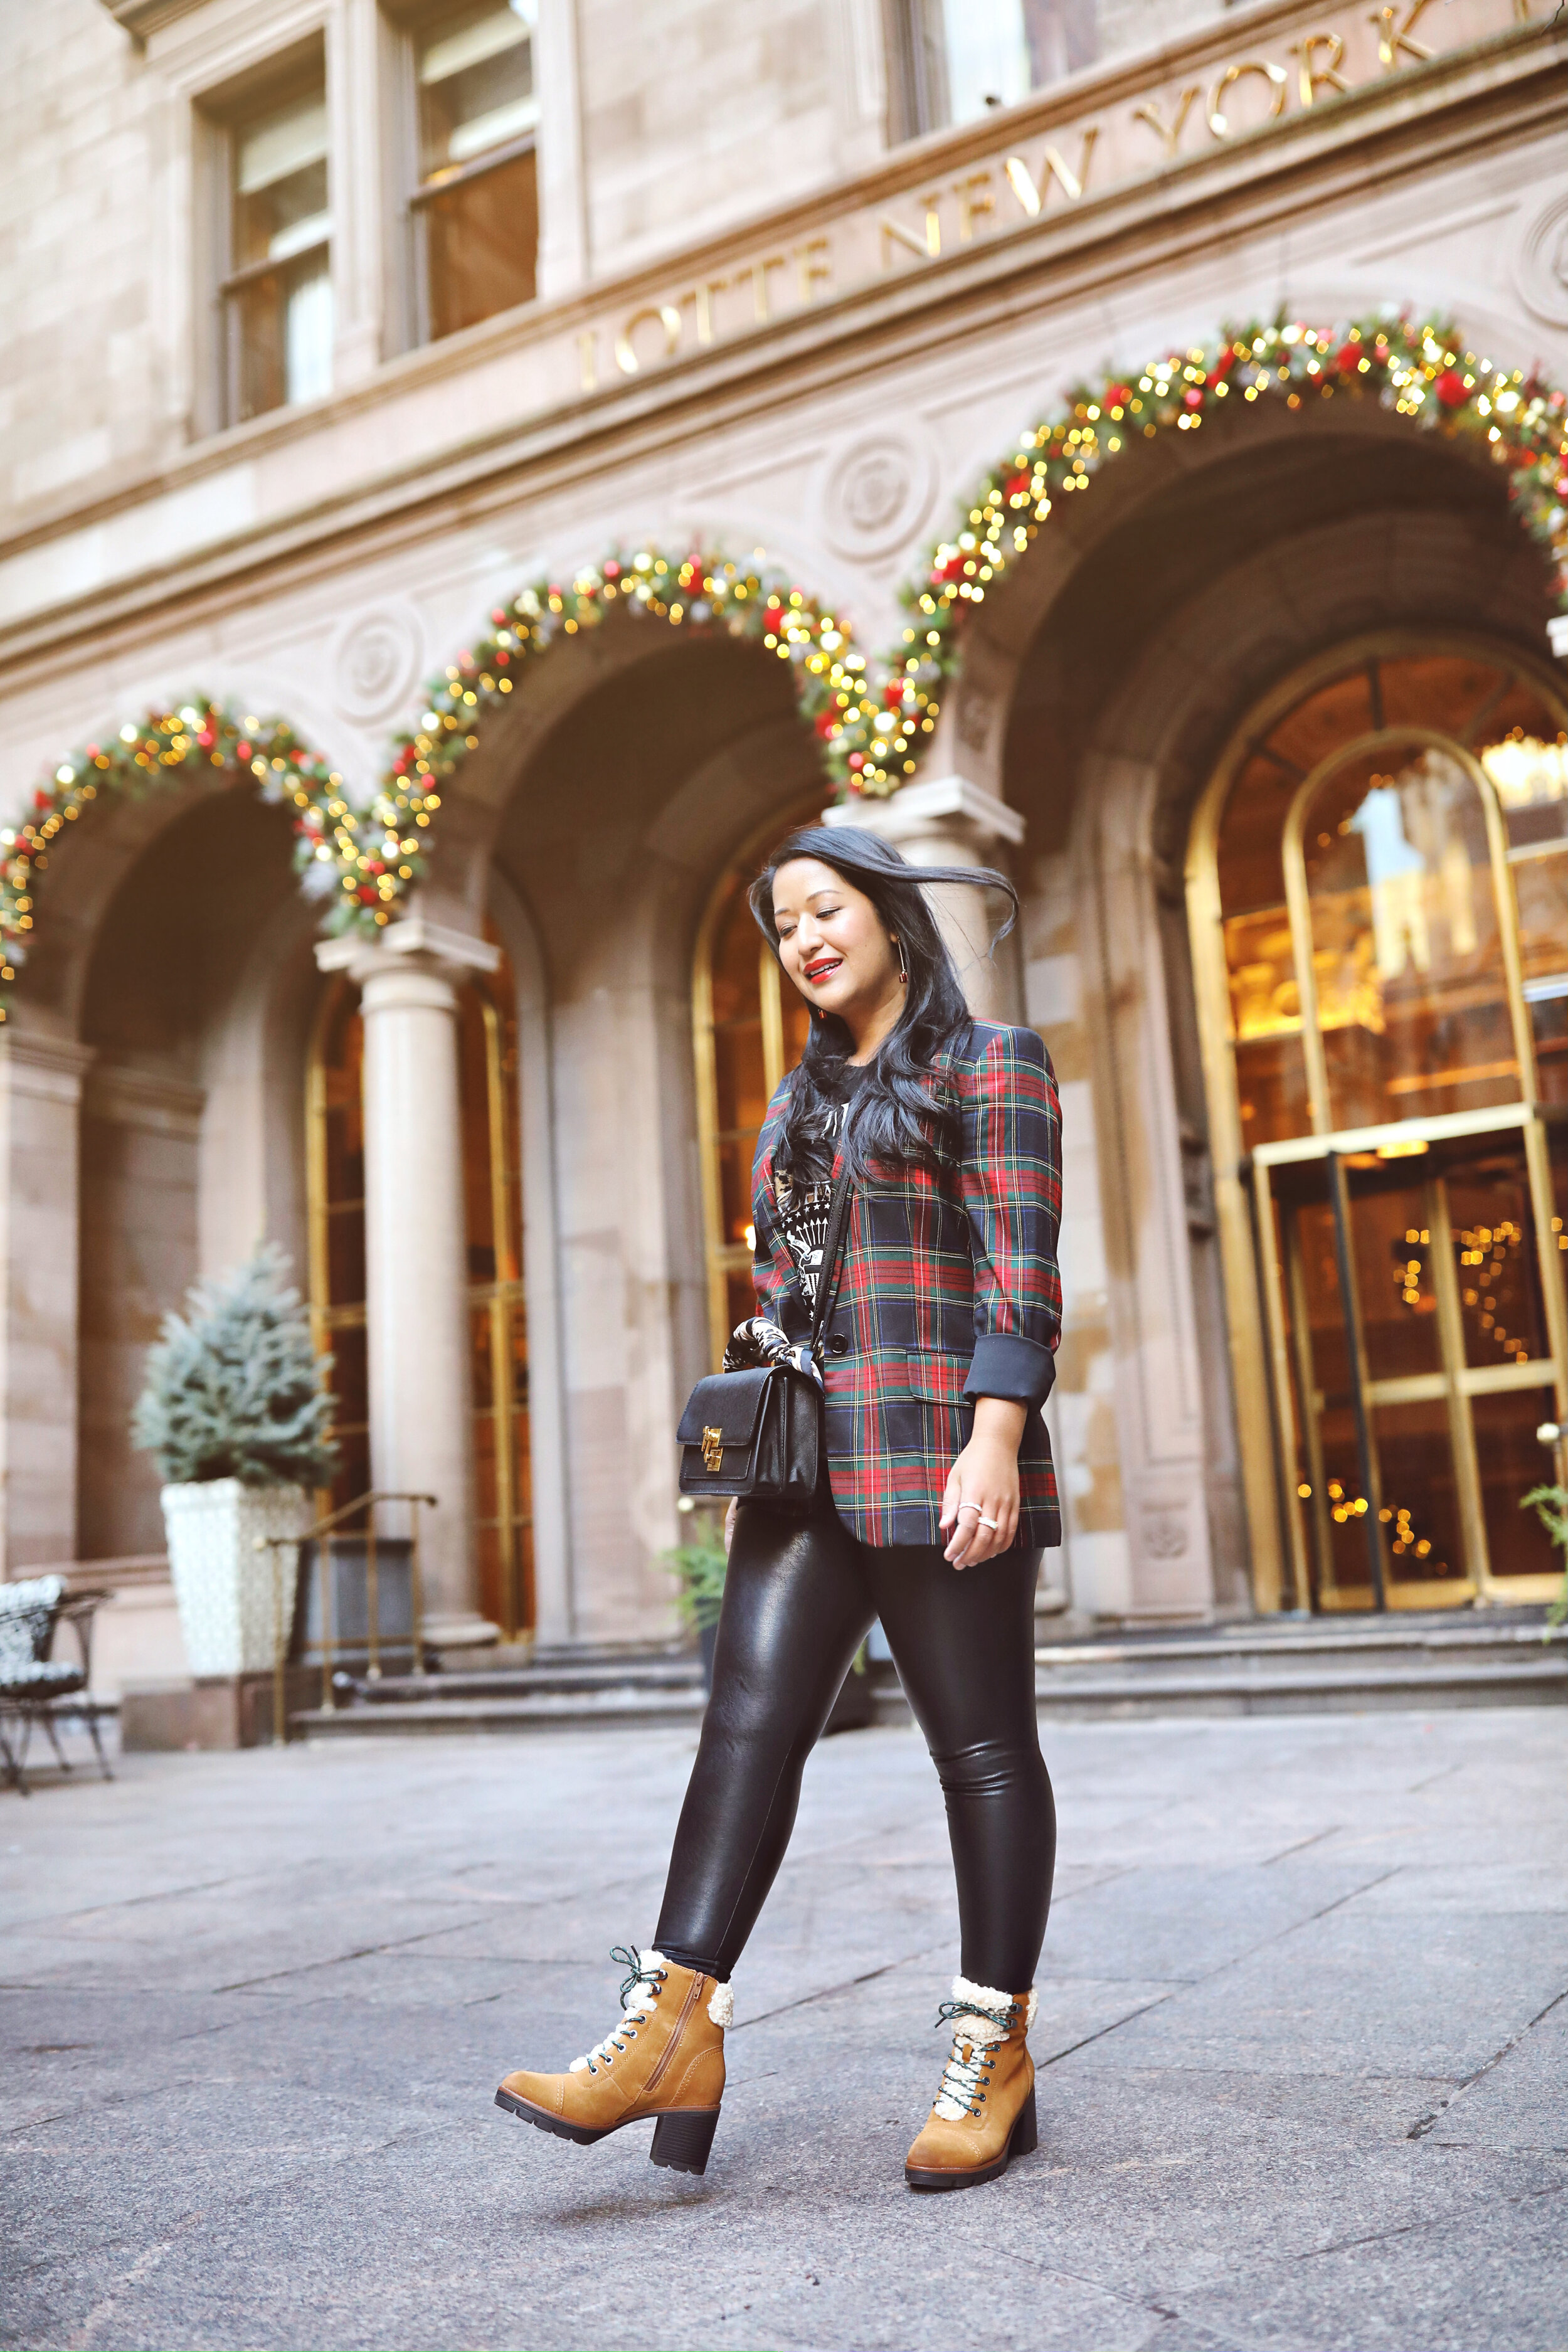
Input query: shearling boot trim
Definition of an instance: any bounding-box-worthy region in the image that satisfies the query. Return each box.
[949,1976,1037,2045]
[706,1981,734,2028]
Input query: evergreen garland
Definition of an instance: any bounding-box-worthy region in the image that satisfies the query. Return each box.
[14,313,1567,987]
[130,1245,337,1490]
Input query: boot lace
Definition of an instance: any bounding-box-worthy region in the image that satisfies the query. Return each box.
[931,1996,1015,2122]
[569,1946,668,2076]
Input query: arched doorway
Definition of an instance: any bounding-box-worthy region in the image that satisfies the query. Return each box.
[1189,634,1568,1609]
[306,938,533,1634]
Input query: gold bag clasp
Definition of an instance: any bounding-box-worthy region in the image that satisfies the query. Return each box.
[701,1426,724,1472]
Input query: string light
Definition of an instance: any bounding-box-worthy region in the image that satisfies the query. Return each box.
[15,319,1567,980]
[0,703,349,1020]
[882,310,1568,807]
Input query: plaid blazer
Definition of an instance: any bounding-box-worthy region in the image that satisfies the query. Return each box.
[751,1020,1062,1549]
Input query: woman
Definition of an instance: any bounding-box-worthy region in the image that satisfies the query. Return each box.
[497,826,1061,2191]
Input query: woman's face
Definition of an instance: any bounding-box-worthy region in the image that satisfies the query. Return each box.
[771,857,902,1036]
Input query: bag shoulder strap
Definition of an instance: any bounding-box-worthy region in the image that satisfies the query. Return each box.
[807,1168,854,1363]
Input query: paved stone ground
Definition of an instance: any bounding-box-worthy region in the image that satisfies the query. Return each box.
[1,1708,1565,2352]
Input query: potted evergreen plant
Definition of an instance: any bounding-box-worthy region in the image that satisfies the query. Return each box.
[131,1246,336,1680]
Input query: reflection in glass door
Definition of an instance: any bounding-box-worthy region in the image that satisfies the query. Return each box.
[1188,638,1568,1609]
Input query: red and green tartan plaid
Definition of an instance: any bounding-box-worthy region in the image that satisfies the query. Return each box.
[751,1021,1062,1549]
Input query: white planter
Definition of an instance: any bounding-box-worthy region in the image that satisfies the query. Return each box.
[161,1480,312,1678]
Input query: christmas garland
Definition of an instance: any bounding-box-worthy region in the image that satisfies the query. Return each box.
[370,548,864,906]
[835,313,1568,796]
[0,703,361,1015]
[9,315,1566,997]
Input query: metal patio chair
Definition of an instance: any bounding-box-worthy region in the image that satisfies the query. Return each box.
[0,1575,113,1794]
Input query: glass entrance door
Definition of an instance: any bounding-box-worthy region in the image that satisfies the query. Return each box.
[1259,1129,1568,1606]
[1188,638,1568,1609]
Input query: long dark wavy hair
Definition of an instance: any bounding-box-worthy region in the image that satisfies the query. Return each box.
[748,825,1017,1181]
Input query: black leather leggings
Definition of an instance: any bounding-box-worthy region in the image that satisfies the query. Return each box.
[654,1490,1056,1990]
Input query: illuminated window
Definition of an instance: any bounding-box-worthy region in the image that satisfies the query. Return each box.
[1189,638,1568,1614]
[411,0,539,342]
[221,72,333,423]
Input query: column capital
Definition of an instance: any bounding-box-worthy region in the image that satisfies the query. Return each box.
[0,1029,98,1104]
[821,775,1025,850]
[315,914,502,992]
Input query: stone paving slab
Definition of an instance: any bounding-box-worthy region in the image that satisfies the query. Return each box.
[1,1710,1565,2351]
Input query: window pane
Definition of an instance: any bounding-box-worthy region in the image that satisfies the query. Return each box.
[230,248,332,420]
[1347,1176,1441,1384]
[1217,753,1309,1145]
[1446,1153,1547,1371]
[1471,1388,1561,1579]
[1372,1399,1466,1588]
[423,146,538,339]
[419,1,538,172]
[234,88,329,266]
[1303,741,1517,1131]
[911,0,1096,127]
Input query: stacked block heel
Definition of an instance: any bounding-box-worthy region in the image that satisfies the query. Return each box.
[649,2107,720,2175]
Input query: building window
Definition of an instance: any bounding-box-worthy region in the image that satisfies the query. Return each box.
[887,0,1098,135]
[411,0,539,343]
[221,75,333,423]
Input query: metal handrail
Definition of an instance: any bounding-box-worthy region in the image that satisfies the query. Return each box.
[258,1490,437,1745]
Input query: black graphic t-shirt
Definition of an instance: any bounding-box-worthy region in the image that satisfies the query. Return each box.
[774,1064,869,1309]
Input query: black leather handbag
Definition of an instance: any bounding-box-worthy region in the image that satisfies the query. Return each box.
[677,1171,853,1509]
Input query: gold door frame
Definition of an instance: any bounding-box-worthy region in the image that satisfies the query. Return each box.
[305,973,368,1522]
[470,985,531,1639]
[1186,630,1568,1611]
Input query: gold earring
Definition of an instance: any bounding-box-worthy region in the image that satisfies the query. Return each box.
[894,939,909,985]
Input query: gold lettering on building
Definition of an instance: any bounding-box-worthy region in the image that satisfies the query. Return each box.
[1004,129,1100,212]
[1132,86,1202,159]
[879,194,943,267]
[1369,0,1436,66]
[1291,31,1351,104]
[952,172,995,242]
[615,303,683,376]
[688,277,728,345]
[1209,58,1288,138]
[747,254,788,321]
[588,0,1523,397]
[794,236,832,302]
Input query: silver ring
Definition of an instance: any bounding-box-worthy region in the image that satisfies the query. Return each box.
[978,1513,1000,1531]
[955,1500,980,1517]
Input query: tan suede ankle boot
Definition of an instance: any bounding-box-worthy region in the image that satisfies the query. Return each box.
[904,1976,1038,2190]
[495,1947,730,2175]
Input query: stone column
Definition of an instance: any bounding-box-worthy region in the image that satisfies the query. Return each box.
[0,1030,95,1573]
[824,774,1025,1019]
[316,918,501,1647]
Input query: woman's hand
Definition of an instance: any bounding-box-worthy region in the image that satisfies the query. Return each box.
[940,1398,1028,1568]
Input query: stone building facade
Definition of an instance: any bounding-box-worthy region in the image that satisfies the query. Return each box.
[2,0,1565,1654]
